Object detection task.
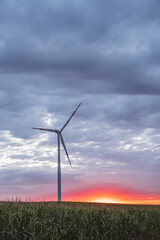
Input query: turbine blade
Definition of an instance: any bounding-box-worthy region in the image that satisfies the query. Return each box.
[32,127,56,132]
[61,103,81,132]
[60,133,72,167]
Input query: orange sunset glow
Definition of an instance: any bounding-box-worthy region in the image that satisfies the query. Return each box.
[44,186,160,205]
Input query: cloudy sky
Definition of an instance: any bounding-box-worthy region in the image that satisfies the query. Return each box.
[0,0,160,204]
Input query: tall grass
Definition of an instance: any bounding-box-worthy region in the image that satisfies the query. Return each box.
[0,202,160,240]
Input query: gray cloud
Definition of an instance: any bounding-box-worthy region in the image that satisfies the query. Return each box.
[0,0,160,94]
[0,0,160,202]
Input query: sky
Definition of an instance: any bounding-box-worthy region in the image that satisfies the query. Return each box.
[0,0,160,204]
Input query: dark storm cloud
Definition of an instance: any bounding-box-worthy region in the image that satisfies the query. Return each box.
[0,0,160,94]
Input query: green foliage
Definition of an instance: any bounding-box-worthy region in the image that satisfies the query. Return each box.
[0,202,159,240]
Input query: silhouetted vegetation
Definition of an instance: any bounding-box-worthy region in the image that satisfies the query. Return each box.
[0,201,159,239]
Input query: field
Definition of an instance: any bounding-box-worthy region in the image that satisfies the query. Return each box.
[0,201,160,240]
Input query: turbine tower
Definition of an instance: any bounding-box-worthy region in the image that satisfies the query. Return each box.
[32,103,81,202]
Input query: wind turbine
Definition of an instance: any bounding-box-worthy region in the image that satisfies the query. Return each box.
[32,103,81,202]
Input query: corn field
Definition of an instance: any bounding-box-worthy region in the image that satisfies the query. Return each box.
[0,202,160,240]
